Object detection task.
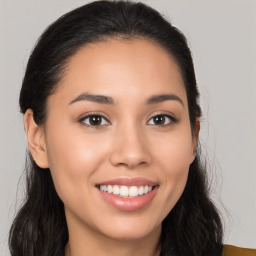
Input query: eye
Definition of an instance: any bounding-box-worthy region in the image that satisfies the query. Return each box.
[79,114,110,128]
[79,113,176,128]
[147,114,177,127]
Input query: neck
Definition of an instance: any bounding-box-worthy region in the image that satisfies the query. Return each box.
[65,239,161,256]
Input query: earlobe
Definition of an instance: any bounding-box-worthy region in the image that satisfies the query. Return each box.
[24,109,49,169]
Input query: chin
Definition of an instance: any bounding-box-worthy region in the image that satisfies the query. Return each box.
[95,216,161,241]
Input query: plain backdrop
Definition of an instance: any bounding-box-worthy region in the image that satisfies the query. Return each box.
[0,0,255,255]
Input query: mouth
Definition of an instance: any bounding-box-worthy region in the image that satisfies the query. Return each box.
[95,177,159,211]
[96,184,157,198]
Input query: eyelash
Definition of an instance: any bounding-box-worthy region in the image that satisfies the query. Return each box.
[79,113,177,129]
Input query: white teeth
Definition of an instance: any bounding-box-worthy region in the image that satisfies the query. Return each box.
[138,186,144,195]
[112,185,119,195]
[129,186,139,197]
[107,185,113,193]
[101,185,107,192]
[120,186,129,197]
[99,185,153,197]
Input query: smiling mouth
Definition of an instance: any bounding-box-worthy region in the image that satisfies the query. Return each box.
[96,185,157,198]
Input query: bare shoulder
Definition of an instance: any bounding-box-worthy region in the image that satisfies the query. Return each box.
[222,245,256,256]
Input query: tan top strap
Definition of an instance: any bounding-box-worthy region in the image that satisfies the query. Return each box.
[222,245,256,256]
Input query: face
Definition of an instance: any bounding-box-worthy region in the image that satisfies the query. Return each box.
[36,38,197,241]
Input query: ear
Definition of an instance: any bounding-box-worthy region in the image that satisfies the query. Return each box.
[189,117,200,164]
[192,117,200,156]
[24,109,49,169]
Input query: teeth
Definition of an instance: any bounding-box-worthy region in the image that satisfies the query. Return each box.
[120,186,129,197]
[112,185,119,195]
[107,185,113,194]
[129,186,138,197]
[99,185,153,197]
[138,186,144,195]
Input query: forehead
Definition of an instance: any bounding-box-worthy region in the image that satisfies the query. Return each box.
[52,38,187,106]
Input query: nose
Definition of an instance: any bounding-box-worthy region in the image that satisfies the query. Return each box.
[110,124,152,169]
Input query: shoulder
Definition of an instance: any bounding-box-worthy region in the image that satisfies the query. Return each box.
[222,245,256,256]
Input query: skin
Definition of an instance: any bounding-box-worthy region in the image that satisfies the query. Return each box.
[24,38,199,256]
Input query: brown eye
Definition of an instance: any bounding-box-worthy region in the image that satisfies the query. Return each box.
[148,114,177,126]
[153,115,165,125]
[89,116,102,126]
[80,114,110,127]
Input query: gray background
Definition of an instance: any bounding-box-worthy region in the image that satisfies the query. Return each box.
[0,0,255,255]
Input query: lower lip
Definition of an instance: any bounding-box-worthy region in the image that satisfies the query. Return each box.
[97,187,158,211]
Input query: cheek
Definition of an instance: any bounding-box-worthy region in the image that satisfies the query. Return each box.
[154,127,194,171]
[153,128,193,202]
[45,125,107,203]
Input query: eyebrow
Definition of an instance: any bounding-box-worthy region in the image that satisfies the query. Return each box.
[69,92,184,107]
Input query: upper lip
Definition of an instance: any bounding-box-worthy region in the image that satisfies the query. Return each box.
[96,177,158,187]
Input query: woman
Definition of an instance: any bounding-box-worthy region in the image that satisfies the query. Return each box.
[8,1,256,256]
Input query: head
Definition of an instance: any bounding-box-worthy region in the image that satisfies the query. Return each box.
[11,1,222,256]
